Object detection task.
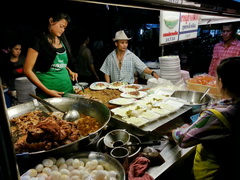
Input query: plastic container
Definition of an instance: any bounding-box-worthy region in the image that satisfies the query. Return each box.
[190,113,200,123]
[186,80,221,99]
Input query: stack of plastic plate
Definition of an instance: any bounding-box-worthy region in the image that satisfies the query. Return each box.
[159,56,182,84]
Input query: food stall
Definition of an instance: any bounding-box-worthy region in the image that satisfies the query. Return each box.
[5,77,213,180]
[1,0,240,179]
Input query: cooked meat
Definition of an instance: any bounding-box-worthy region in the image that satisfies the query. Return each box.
[128,91,140,96]
[27,118,65,142]
[96,83,105,87]
[125,85,139,89]
[10,110,100,154]
[77,88,121,109]
[112,81,124,86]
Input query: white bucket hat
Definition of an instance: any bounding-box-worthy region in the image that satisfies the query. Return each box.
[113,30,132,41]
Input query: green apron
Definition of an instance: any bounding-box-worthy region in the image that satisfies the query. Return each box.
[36,47,73,98]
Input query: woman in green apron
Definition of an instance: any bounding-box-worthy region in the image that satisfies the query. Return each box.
[24,12,78,99]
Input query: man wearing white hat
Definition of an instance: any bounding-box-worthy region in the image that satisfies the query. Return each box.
[100,30,159,84]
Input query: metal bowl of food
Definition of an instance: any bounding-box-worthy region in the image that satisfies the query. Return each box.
[171,90,212,113]
[8,97,111,158]
[20,151,125,180]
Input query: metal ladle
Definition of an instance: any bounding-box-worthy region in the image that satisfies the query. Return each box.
[29,94,80,122]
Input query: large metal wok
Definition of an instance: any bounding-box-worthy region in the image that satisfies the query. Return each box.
[7,97,111,159]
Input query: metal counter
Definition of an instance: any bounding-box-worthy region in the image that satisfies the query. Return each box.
[111,105,192,133]
[16,104,194,179]
[147,140,195,179]
[109,105,195,179]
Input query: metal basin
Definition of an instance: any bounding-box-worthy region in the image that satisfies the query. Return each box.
[171,90,212,113]
[21,151,126,180]
[7,97,111,158]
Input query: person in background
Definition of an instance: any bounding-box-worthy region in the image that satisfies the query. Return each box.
[171,56,240,180]
[1,41,35,104]
[92,34,106,81]
[208,22,240,76]
[24,12,78,98]
[100,30,159,84]
[75,33,99,84]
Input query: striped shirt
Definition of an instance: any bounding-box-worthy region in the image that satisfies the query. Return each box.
[100,49,147,83]
[208,39,240,76]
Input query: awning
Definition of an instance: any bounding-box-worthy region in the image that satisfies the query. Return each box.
[69,0,240,17]
[199,15,240,25]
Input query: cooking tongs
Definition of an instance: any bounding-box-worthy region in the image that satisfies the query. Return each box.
[76,80,84,93]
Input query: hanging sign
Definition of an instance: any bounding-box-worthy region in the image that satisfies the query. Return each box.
[179,13,199,41]
[159,10,199,45]
[159,10,180,45]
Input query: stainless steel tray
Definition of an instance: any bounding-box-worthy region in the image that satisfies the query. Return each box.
[112,106,192,132]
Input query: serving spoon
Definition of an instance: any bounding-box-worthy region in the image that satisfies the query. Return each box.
[198,87,210,103]
[29,94,80,122]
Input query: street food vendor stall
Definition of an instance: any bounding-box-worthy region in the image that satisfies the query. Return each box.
[3,76,213,179]
[1,0,240,179]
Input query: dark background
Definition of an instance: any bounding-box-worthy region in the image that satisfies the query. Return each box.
[1,0,230,76]
[1,0,159,55]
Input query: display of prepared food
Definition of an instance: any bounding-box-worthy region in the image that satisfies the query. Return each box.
[77,88,122,109]
[20,151,125,180]
[10,110,101,154]
[111,96,184,127]
[90,82,110,90]
[108,81,128,89]
[119,84,142,92]
[120,91,148,99]
[186,74,221,98]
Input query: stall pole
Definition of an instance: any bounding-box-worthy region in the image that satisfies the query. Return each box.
[0,78,20,179]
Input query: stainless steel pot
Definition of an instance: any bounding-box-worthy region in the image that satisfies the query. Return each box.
[8,97,111,158]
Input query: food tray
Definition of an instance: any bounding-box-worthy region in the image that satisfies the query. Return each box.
[112,105,192,132]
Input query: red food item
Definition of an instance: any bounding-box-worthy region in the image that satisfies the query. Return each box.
[188,74,216,87]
